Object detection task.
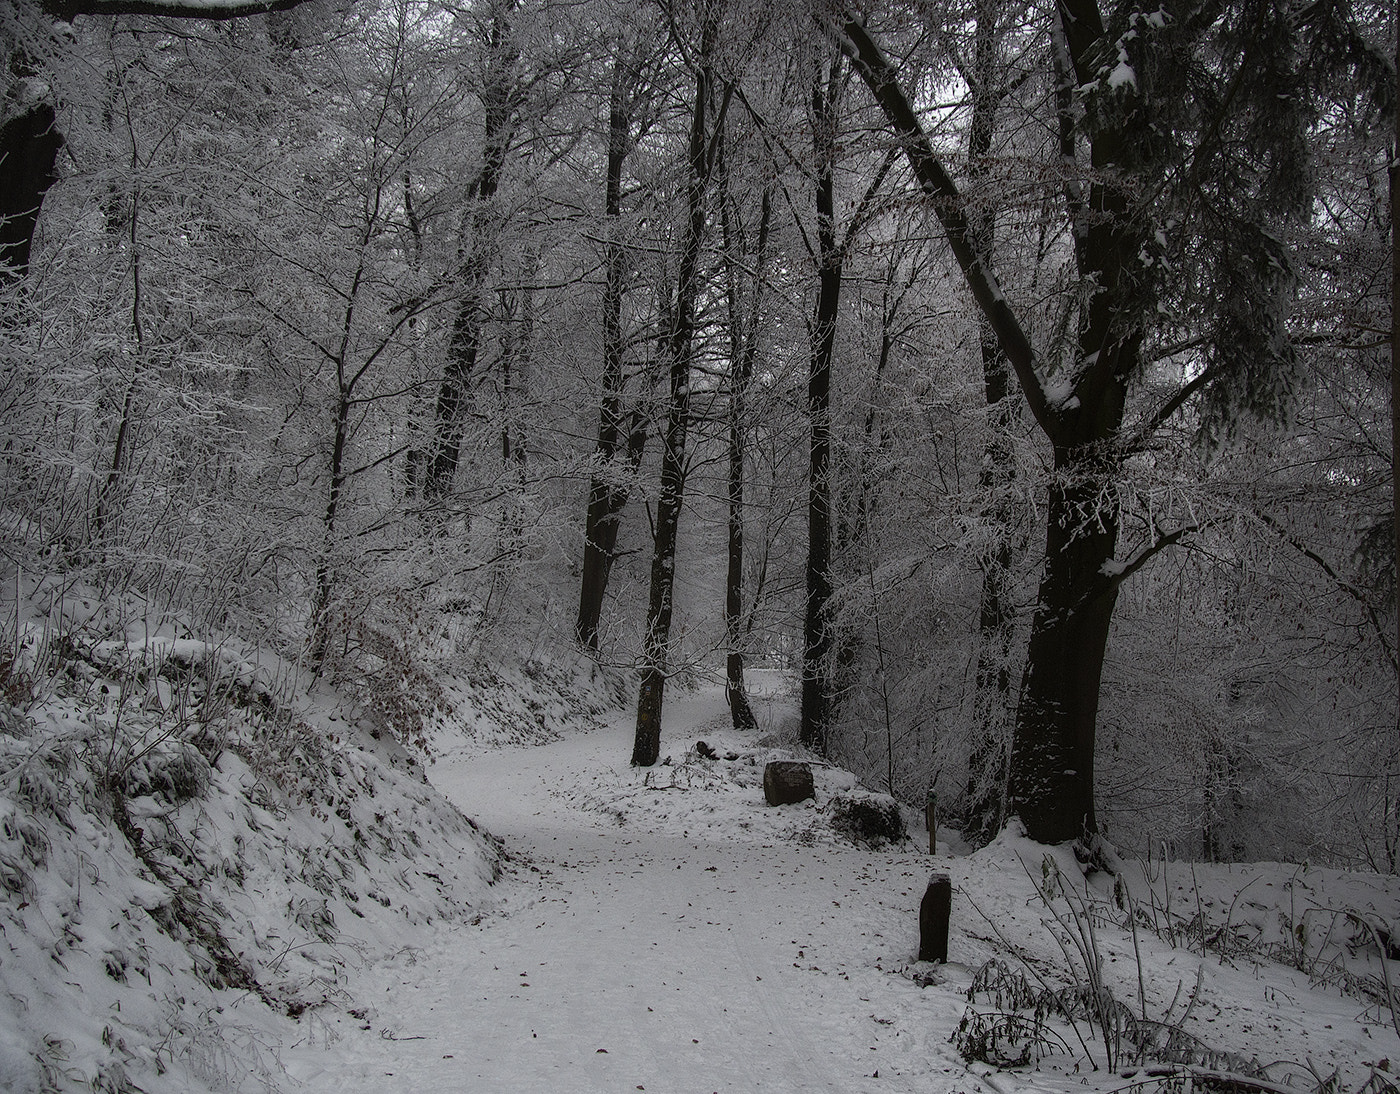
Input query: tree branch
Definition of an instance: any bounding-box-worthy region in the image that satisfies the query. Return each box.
[1254,509,1398,675]
[45,0,307,19]
[823,11,1057,440]
[1074,520,1200,617]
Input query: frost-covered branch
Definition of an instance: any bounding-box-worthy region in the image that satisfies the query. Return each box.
[1081,521,1200,612]
[1254,509,1399,675]
[44,0,307,18]
[822,10,1056,439]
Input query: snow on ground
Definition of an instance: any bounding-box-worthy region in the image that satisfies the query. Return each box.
[3,566,1397,1094]
[0,570,526,1092]
[284,676,1400,1094]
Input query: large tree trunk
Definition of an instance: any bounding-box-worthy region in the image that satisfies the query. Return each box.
[0,102,63,281]
[633,17,720,766]
[1008,456,1120,843]
[801,58,843,757]
[836,6,1142,845]
[578,46,646,650]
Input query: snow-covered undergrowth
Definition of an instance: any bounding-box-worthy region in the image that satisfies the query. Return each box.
[0,571,614,1093]
[950,829,1400,1092]
[565,708,911,850]
[428,657,624,756]
[453,685,1400,1094]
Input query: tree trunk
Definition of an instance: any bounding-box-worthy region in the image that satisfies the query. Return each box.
[578,46,646,650]
[1008,457,1119,843]
[964,0,1017,843]
[633,18,720,766]
[0,103,63,281]
[724,411,757,730]
[837,6,1143,844]
[308,384,351,669]
[719,155,770,732]
[801,58,843,757]
[1391,15,1399,741]
[92,190,145,542]
[967,341,1016,840]
[422,3,517,512]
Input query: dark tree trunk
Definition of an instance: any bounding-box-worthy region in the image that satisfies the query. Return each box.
[965,0,1017,844]
[578,47,646,650]
[422,5,517,511]
[307,237,375,669]
[308,383,351,669]
[801,59,843,757]
[633,17,721,766]
[967,330,1016,842]
[0,103,64,280]
[1005,0,1143,844]
[720,170,770,733]
[838,6,1143,844]
[724,438,757,729]
[1391,17,1399,736]
[1008,455,1120,843]
[92,192,145,541]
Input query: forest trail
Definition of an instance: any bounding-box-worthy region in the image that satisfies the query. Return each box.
[281,681,970,1094]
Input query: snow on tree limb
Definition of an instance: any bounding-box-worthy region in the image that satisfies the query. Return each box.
[43,0,307,19]
[821,10,1058,440]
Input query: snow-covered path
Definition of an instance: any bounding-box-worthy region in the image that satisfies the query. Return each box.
[282,684,971,1094]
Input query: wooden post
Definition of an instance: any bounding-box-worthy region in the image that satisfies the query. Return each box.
[925,789,937,854]
[918,872,951,963]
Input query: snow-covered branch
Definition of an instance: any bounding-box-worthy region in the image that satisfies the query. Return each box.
[822,10,1057,440]
[44,0,307,19]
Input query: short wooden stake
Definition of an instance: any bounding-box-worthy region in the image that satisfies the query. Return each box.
[918,872,951,963]
[925,789,937,854]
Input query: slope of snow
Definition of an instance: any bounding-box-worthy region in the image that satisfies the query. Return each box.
[0,571,516,1092]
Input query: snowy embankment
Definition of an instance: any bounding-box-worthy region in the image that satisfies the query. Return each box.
[286,678,1400,1094]
[0,572,615,1093]
[4,571,1399,1094]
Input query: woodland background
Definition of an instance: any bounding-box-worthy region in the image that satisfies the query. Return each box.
[2,0,1397,867]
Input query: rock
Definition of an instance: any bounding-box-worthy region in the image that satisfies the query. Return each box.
[763,760,814,805]
[828,790,907,847]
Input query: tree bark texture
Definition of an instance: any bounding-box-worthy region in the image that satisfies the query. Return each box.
[0,103,64,280]
[423,4,518,510]
[578,46,647,650]
[801,59,843,757]
[633,15,720,766]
